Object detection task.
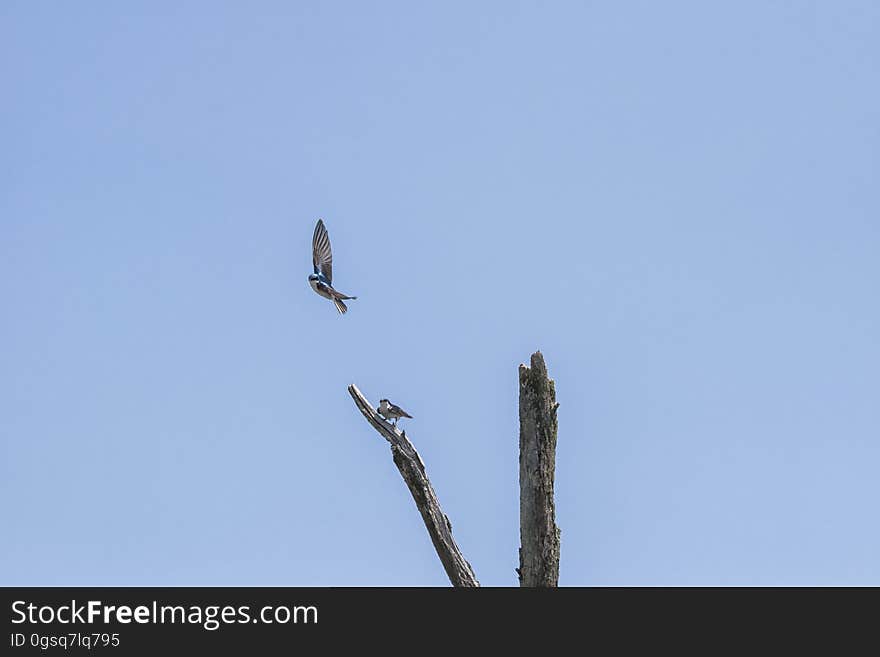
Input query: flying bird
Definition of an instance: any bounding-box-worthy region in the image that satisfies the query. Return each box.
[309,219,357,314]
[377,398,413,426]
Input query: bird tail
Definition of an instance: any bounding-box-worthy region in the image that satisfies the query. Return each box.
[331,290,356,314]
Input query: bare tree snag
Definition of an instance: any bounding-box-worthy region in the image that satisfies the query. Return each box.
[347,384,479,587]
[518,351,561,587]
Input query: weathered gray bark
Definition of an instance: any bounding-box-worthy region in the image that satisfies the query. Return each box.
[518,351,561,587]
[347,384,479,587]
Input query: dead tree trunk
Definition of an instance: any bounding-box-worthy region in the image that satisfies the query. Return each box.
[347,384,479,587]
[518,351,561,586]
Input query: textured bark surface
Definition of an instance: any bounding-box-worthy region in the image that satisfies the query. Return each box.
[518,351,561,587]
[347,384,479,587]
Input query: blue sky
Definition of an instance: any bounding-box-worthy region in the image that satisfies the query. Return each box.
[2,2,878,586]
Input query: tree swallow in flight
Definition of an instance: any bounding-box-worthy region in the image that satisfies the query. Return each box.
[309,219,357,314]
[377,398,413,426]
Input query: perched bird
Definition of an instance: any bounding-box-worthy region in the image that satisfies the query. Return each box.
[377,398,413,426]
[309,219,357,314]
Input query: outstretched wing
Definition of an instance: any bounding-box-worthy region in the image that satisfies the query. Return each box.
[312,219,333,283]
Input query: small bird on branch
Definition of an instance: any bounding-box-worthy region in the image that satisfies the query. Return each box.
[309,219,357,314]
[377,398,413,426]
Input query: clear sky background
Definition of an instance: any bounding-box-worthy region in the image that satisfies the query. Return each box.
[2,2,878,586]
